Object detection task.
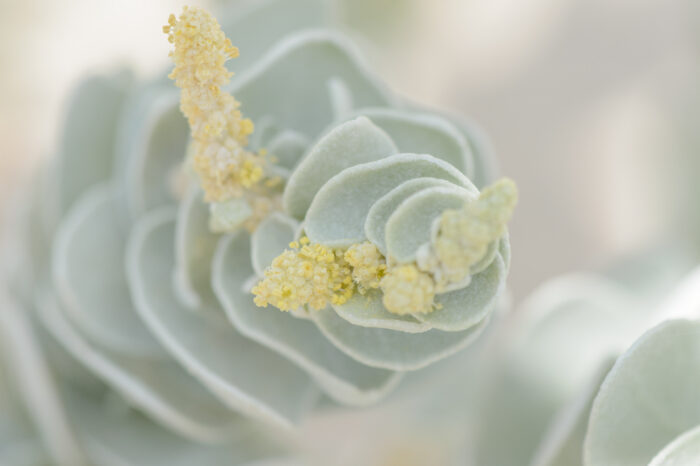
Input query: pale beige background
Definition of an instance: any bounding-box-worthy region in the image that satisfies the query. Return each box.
[1,0,698,301]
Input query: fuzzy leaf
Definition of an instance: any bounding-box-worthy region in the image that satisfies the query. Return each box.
[251,214,299,277]
[333,290,431,333]
[312,308,489,371]
[128,209,316,427]
[365,177,457,255]
[283,117,397,219]
[213,233,401,406]
[37,293,243,444]
[230,31,394,139]
[174,187,220,309]
[649,426,700,466]
[305,154,472,248]
[52,185,163,357]
[584,319,700,466]
[413,255,505,331]
[348,108,474,176]
[117,87,189,218]
[385,185,473,263]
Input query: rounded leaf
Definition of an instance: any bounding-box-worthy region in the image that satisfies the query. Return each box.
[365,177,457,255]
[128,209,317,428]
[283,117,397,219]
[213,233,401,406]
[305,153,473,247]
[312,308,489,371]
[52,185,163,357]
[584,319,700,466]
[385,185,473,263]
[414,254,505,331]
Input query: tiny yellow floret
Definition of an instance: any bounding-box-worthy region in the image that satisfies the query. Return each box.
[380,264,436,314]
[344,242,387,292]
[430,178,517,286]
[165,6,265,203]
[251,237,354,312]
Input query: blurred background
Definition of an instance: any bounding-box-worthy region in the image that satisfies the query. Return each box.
[2,0,698,302]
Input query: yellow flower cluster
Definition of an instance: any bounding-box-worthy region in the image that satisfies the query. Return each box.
[252,180,516,315]
[251,237,354,311]
[430,178,517,287]
[344,242,387,292]
[380,265,436,315]
[164,6,265,203]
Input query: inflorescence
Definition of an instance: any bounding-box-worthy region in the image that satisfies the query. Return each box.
[166,6,517,315]
[253,179,517,315]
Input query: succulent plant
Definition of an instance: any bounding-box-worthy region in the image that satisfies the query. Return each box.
[1,1,515,464]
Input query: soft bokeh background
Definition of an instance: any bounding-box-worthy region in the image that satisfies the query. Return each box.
[2,0,699,301]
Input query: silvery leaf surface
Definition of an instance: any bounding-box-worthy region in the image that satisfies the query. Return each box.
[342,107,476,177]
[283,116,397,219]
[364,177,457,255]
[530,359,614,466]
[174,187,220,309]
[52,185,163,358]
[413,254,506,331]
[6,0,509,462]
[584,319,700,466]
[213,232,402,406]
[384,185,473,263]
[303,153,473,247]
[649,425,700,466]
[472,275,641,466]
[128,208,317,427]
[37,292,244,444]
[53,72,132,221]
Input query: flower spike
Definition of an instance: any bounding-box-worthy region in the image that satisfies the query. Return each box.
[165,6,265,203]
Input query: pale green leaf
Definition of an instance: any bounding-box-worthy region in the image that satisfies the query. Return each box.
[413,255,505,331]
[364,177,458,255]
[37,293,243,444]
[283,117,397,219]
[312,308,489,371]
[251,214,299,277]
[304,153,472,248]
[174,187,220,309]
[54,72,132,218]
[473,275,640,466]
[127,209,316,427]
[266,130,309,171]
[531,359,614,466]
[52,186,163,357]
[230,31,394,140]
[584,319,700,466]
[116,86,188,218]
[332,290,431,333]
[348,107,474,176]
[650,425,700,466]
[212,233,401,406]
[384,185,473,263]
[64,390,286,466]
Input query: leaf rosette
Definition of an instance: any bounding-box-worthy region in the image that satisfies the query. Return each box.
[8,1,515,463]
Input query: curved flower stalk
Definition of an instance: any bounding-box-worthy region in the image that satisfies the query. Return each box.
[8,0,510,463]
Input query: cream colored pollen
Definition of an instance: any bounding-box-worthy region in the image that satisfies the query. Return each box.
[428,178,517,288]
[251,237,354,312]
[380,265,436,315]
[344,242,387,292]
[165,6,266,204]
[252,179,516,315]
